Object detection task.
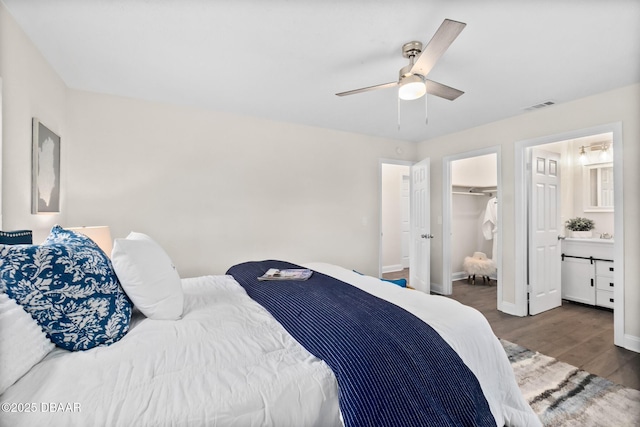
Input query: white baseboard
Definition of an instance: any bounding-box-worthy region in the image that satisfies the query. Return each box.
[452,271,467,281]
[453,271,498,281]
[623,334,640,353]
[382,264,403,274]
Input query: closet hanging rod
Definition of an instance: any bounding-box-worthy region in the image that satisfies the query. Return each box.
[452,191,488,196]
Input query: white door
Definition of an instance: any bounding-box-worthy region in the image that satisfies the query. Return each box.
[410,158,431,293]
[529,148,562,315]
[401,175,410,268]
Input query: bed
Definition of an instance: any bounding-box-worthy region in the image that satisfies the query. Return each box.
[0,227,541,427]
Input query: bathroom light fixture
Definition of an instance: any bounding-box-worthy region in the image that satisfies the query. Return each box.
[599,143,610,161]
[578,142,612,164]
[578,146,587,164]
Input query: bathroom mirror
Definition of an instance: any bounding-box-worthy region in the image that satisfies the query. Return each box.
[583,162,613,212]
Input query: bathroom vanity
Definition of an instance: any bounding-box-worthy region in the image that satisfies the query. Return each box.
[561,237,614,309]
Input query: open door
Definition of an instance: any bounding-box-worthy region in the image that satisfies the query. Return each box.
[528,148,562,315]
[410,158,431,293]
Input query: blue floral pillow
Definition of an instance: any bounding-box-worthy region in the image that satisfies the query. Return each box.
[0,226,131,351]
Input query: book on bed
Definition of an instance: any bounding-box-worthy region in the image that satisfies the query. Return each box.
[258,268,313,281]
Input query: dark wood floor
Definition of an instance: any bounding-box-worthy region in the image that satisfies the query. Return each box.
[382,268,640,390]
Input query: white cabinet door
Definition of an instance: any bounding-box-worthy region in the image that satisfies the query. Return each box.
[561,257,595,305]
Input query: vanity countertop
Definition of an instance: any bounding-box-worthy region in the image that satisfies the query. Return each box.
[564,237,614,244]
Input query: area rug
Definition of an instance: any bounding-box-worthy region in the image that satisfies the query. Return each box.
[501,339,640,426]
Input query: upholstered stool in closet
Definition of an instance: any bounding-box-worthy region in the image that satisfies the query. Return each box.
[463,252,496,285]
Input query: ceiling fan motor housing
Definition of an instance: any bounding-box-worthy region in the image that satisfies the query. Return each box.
[402,41,423,59]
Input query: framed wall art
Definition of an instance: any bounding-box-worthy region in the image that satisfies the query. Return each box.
[32,118,61,214]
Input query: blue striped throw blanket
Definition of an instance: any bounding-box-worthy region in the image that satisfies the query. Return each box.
[227,260,495,427]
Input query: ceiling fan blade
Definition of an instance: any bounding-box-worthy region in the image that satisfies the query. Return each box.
[335,81,398,97]
[410,19,466,76]
[426,79,464,100]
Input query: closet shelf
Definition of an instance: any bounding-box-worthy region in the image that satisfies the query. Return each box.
[451,186,497,197]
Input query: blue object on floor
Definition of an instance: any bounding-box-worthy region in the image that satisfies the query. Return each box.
[381,278,407,287]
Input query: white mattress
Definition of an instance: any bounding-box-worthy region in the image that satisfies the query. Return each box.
[1,264,540,427]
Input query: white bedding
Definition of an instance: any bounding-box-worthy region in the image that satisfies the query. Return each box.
[0,275,340,427]
[0,264,540,427]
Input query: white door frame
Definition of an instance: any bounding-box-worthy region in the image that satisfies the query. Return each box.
[442,146,502,302]
[0,77,3,229]
[378,158,414,278]
[514,122,625,347]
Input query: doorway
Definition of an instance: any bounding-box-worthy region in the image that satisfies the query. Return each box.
[379,158,432,293]
[450,154,498,285]
[515,123,625,348]
[380,162,411,277]
[442,146,502,298]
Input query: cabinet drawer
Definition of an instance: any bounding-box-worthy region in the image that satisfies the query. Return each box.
[596,290,614,309]
[596,261,614,277]
[596,276,614,291]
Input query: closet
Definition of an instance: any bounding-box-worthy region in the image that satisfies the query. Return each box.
[450,154,498,283]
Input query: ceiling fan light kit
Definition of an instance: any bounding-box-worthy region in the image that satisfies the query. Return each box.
[336,19,466,127]
[398,74,426,101]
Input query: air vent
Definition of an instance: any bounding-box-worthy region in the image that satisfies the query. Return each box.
[524,100,556,111]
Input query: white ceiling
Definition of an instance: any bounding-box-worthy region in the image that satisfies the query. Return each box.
[3,0,639,142]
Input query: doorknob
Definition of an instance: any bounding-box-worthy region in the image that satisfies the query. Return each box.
[421,234,434,239]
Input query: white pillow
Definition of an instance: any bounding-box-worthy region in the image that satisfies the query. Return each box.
[0,293,55,394]
[111,232,184,320]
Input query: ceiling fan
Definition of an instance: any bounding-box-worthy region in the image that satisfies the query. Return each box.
[336,19,466,103]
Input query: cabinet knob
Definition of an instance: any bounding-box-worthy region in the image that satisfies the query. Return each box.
[609,267,614,272]
[609,298,614,303]
[610,282,614,287]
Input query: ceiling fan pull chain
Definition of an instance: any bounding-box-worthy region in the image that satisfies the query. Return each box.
[425,91,429,125]
[397,94,402,131]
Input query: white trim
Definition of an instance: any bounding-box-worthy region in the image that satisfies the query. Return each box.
[624,334,640,353]
[382,264,403,274]
[0,77,3,229]
[499,301,522,317]
[378,158,415,278]
[452,271,467,282]
[442,147,502,303]
[612,123,625,349]
[514,122,626,348]
[429,281,443,295]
